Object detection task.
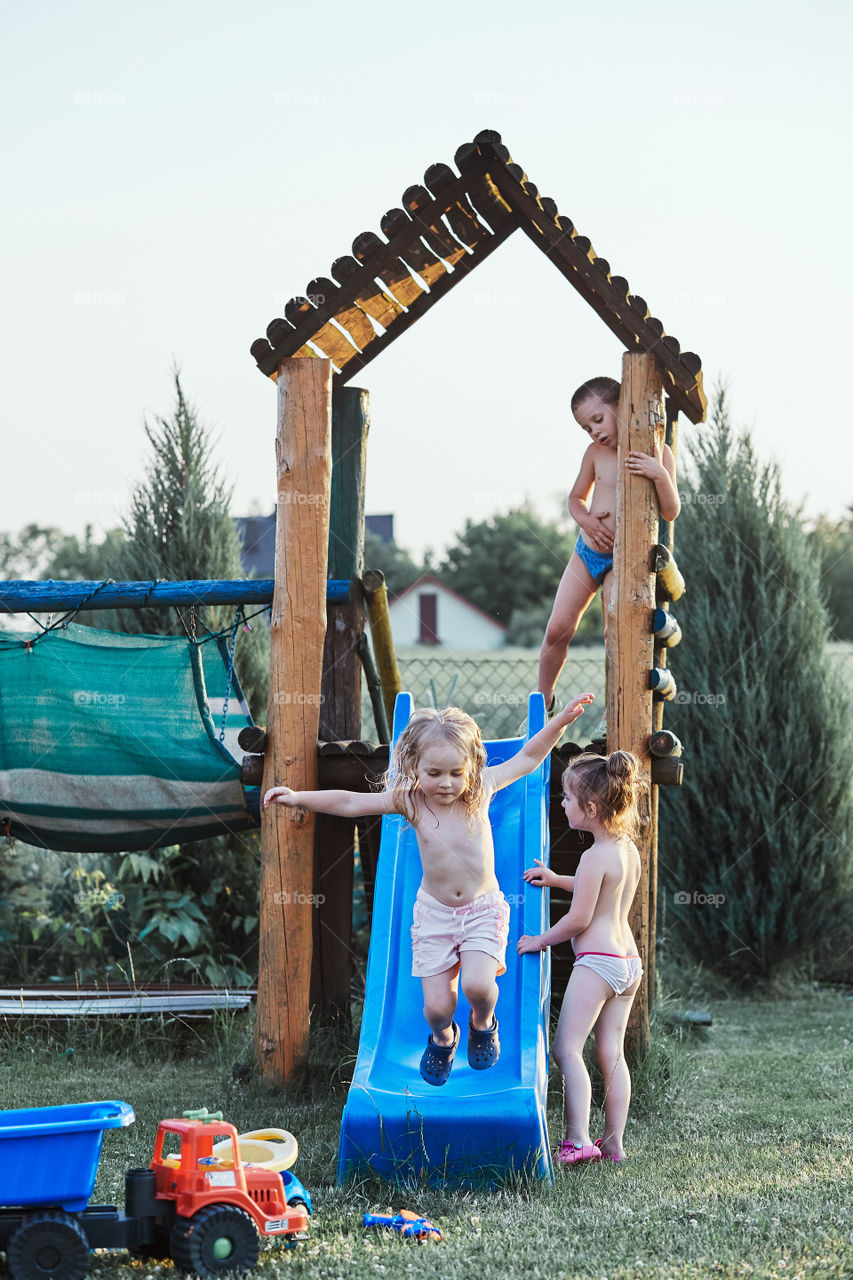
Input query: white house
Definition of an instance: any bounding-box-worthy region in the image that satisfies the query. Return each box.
[388,575,506,651]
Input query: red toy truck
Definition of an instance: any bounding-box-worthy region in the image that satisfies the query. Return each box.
[0,1102,309,1279]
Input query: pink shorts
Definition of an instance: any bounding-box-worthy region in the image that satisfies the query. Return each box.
[410,888,511,979]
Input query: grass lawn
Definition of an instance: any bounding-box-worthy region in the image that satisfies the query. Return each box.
[1,987,850,1280]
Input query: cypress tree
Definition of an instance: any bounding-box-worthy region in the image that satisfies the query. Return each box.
[659,388,853,982]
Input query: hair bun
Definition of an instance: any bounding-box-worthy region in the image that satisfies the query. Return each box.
[606,750,638,781]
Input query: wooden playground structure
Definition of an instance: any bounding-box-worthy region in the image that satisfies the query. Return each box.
[250,130,705,1081]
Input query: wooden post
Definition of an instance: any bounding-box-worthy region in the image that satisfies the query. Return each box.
[362,569,403,725]
[646,398,680,1009]
[313,387,370,1022]
[606,351,665,1062]
[257,357,333,1085]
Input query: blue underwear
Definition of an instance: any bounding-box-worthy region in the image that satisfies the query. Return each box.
[574,535,613,586]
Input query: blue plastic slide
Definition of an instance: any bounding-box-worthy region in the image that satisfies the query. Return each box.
[337,693,554,1187]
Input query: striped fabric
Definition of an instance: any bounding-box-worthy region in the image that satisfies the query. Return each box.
[0,623,258,851]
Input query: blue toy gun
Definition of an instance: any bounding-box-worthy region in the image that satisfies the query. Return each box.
[363,1211,442,1242]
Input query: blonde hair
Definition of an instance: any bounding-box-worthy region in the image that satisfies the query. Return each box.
[562,749,646,840]
[385,707,487,827]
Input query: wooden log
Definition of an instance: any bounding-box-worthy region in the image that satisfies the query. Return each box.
[331,254,404,330]
[357,631,391,744]
[380,208,449,287]
[306,276,375,351]
[257,356,333,1085]
[363,568,403,726]
[653,543,685,602]
[314,387,370,1021]
[650,756,684,787]
[284,296,360,370]
[649,729,682,758]
[653,607,682,647]
[424,162,487,248]
[607,352,665,1063]
[238,725,268,754]
[402,185,469,266]
[241,755,264,787]
[648,399,681,1002]
[352,231,425,308]
[320,388,370,739]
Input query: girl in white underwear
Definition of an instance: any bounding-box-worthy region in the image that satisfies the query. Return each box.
[518,750,646,1167]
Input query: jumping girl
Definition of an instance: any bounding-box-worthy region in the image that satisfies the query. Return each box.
[265,693,594,1087]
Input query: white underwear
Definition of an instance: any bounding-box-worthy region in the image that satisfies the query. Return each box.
[573,951,643,996]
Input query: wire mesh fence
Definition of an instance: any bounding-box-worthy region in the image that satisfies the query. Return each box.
[360,641,853,745]
[361,644,608,742]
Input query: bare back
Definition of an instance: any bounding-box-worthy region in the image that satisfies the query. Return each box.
[571,834,641,956]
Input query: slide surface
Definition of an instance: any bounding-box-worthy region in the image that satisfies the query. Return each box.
[337,693,554,1188]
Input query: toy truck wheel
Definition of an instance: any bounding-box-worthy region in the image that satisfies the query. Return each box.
[169,1206,260,1276]
[7,1212,90,1280]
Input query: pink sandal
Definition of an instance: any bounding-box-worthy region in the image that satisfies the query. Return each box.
[555,1140,602,1167]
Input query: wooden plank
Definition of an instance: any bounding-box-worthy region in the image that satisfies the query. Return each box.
[257,357,333,1085]
[307,275,376,350]
[284,296,361,370]
[606,352,665,1063]
[331,254,404,329]
[352,230,426,308]
[453,144,515,230]
[402,184,469,266]
[424,162,488,248]
[380,208,449,287]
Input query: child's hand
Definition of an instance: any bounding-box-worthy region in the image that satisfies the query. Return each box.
[581,512,614,552]
[523,858,557,888]
[263,785,299,809]
[554,692,594,727]
[626,444,667,481]
[517,934,546,955]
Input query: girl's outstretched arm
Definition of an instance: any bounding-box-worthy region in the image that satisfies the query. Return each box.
[517,850,604,953]
[486,692,594,793]
[263,785,397,819]
[523,858,575,893]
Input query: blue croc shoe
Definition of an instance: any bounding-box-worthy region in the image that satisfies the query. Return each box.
[420,1022,460,1086]
[467,1014,500,1070]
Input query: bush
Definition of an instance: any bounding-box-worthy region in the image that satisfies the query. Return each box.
[658,389,853,983]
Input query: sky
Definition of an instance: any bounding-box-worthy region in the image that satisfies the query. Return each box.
[2,0,851,563]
